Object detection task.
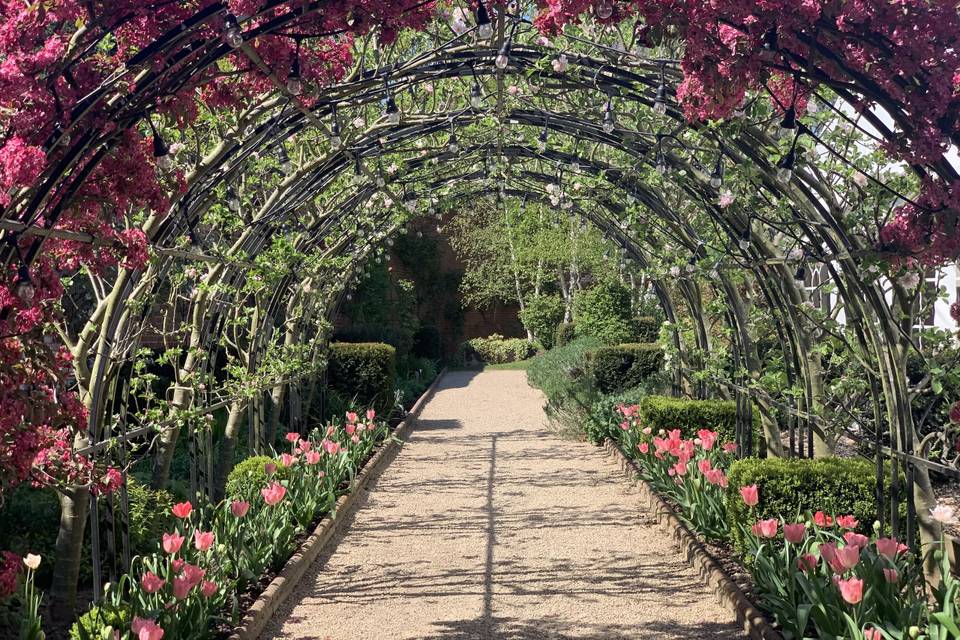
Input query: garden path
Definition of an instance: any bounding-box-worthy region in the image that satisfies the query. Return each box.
[260,370,743,640]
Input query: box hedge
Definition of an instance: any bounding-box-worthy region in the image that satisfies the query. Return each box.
[225,455,291,500]
[636,395,758,450]
[725,456,902,556]
[554,322,577,347]
[634,316,661,343]
[589,343,663,394]
[463,334,536,364]
[327,342,397,415]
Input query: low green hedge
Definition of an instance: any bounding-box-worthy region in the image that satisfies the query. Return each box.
[225,455,291,500]
[586,386,649,445]
[589,343,663,394]
[554,322,577,347]
[637,395,758,448]
[327,342,397,416]
[464,334,536,364]
[726,457,902,556]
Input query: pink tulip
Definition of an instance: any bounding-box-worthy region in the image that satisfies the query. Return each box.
[201,580,218,598]
[140,571,165,594]
[819,542,838,564]
[285,432,300,443]
[875,537,899,560]
[864,629,882,640]
[697,429,718,450]
[814,511,834,527]
[740,484,759,506]
[193,530,214,552]
[784,523,807,544]
[351,434,360,444]
[883,568,899,583]
[345,411,358,424]
[230,500,250,518]
[261,481,287,506]
[697,459,712,474]
[181,563,205,586]
[673,461,687,476]
[797,554,818,572]
[835,544,861,570]
[131,617,165,640]
[836,514,859,530]
[162,532,184,555]
[642,427,652,435]
[837,577,864,604]
[171,559,185,573]
[345,423,356,435]
[298,439,312,452]
[638,442,649,454]
[705,469,728,487]
[280,453,297,467]
[366,409,376,420]
[305,450,321,465]
[172,576,194,600]
[844,532,869,549]
[322,439,340,455]
[619,420,630,430]
[264,462,277,475]
[752,518,778,538]
[171,502,192,519]
[722,442,738,453]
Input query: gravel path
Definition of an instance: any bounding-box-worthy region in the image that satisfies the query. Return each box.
[260,370,744,640]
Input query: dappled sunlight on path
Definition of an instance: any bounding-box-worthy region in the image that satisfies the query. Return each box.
[260,370,743,640]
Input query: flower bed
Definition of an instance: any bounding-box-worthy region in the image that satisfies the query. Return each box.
[612,401,960,640]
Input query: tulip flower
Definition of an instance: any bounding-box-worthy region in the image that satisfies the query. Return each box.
[837,577,864,604]
[162,532,185,555]
[345,423,356,435]
[813,511,834,527]
[797,554,818,572]
[864,629,882,640]
[181,564,205,586]
[638,442,649,454]
[201,580,218,598]
[835,545,861,570]
[171,501,192,519]
[140,571,165,594]
[740,484,759,506]
[930,504,958,526]
[722,442,738,453]
[131,617,165,640]
[305,450,322,465]
[883,568,899,583]
[697,459,712,474]
[171,559,185,573]
[230,500,250,518]
[172,576,194,600]
[264,462,277,475]
[22,554,40,570]
[835,514,859,530]
[751,518,778,538]
[844,532,869,549]
[322,439,340,455]
[696,429,718,450]
[366,408,376,420]
[783,523,807,544]
[285,432,300,443]
[298,439,312,452]
[194,530,215,552]
[280,453,297,467]
[345,411,358,424]
[261,481,287,506]
[875,537,899,560]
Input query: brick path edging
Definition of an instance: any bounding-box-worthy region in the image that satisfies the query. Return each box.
[227,370,448,640]
[602,438,784,640]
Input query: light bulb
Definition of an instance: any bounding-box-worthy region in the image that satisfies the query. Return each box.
[779,106,797,138]
[223,14,243,48]
[495,46,509,69]
[376,175,385,187]
[227,187,240,212]
[595,1,613,19]
[330,134,342,149]
[739,229,751,251]
[602,109,615,134]
[476,3,493,39]
[286,76,302,96]
[470,84,483,109]
[278,148,293,174]
[346,293,353,301]
[384,96,400,124]
[156,154,173,170]
[448,136,459,154]
[478,22,494,39]
[776,147,796,182]
[653,82,668,115]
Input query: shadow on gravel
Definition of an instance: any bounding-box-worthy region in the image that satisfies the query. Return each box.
[417,616,740,639]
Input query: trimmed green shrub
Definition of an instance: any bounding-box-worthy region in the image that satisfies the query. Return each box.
[327,342,397,416]
[726,457,903,556]
[527,337,603,435]
[69,604,130,640]
[634,316,661,343]
[519,295,565,349]
[637,395,759,449]
[589,343,663,394]
[554,322,576,347]
[573,281,637,345]
[464,334,536,364]
[225,455,290,500]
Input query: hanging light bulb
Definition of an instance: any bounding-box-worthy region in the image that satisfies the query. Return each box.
[376,172,385,187]
[709,155,724,188]
[655,144,668,175]
[277,146,293,174]
[495,43,510,69]
[15,265,34,304]
[447,131,459,154]
[152,126,173,170]
[779,105,797,138]
[595,0,614,19]
[223,13,243,48]
[226,185,240,212]
[329,121,342,149]
[384,95,401,124]
[777,145,796,182]
[738,226,751,251]
[536,127,548,152]
[346,292,353,301]
[470,83,483,109]
[653,81,668,115]
[602,101,616,134]
[286,50,302,95]
[476,2,494,39]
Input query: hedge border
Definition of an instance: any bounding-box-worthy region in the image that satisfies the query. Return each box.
[602,438,783,640]
[227,368,447,640]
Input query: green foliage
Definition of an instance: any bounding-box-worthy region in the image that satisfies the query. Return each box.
[327,342,397,416]
[519,294,565,349]
[337,263,419,357]
[124,477,175,559]
[464,334,536,364]
[637,395,759,449]
[573,281,637,345]
[412,325,442,360]
[585,386,649,445]
[396,356,439,405]
[725,457,903,556]
[225,455,290,500]
[554,322,576,347]
[589,343,663,394]
[634,316,661,343]
[69,604,130,640]
[527,337,603,434]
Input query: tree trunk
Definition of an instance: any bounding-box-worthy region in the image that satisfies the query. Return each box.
[213,400,248,501]
[49,485,89,622]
